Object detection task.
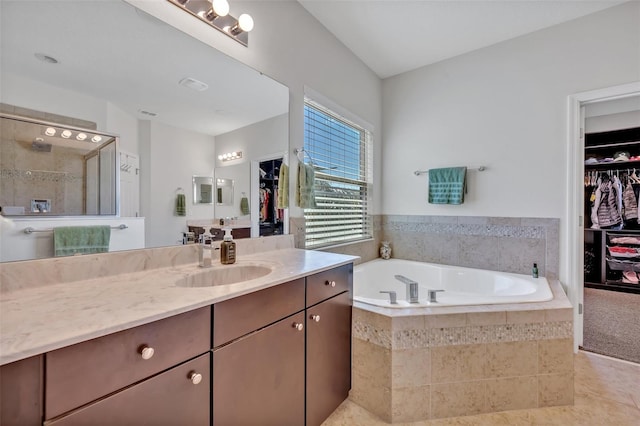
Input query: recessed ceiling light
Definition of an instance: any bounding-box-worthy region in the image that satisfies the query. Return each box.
[61,130,72,139]
[76,133,87,141]
[91,135,103,143]
[34,53,59,64]
[179,77,209,92]
[44,127,56,136]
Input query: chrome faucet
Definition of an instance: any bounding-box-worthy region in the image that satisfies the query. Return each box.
[394,275,419,303]
[198,232,214,268]
[427,289,445,303]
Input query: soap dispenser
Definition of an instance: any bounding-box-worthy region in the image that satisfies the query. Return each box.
[220,228,236,265]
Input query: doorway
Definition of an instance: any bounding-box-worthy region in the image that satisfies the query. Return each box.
[567,81,640,360]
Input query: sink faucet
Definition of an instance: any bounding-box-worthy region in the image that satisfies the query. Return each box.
[198,232,215,268]
[394,275,419,303]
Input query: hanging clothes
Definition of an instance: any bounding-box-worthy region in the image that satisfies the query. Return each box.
[591,177,622,229]
[623,178,638,220]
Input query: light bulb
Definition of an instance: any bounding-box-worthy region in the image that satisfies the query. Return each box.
[218,155,223,160]
[45,127,56,136]
[76,133,87,141]
[211,0,229,17]
[231,152,237,158]
[238,14,254,32]
[61,130,72,139]
[91,135,102,143]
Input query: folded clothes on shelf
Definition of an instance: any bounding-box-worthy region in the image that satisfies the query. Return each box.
[610,236,640,245]
[608,246,640,258]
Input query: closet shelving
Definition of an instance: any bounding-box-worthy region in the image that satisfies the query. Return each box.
[584,126,640,294]
[259,158,284,237]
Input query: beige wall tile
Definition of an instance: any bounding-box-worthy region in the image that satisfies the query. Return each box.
[429,313,467,328]
[350,371,392,422]
[486,341,538,378]
[539,339,573,374]
[391,348,430,388]
[431,381,486,419]
[431,344,486,383]
[539,372,574,407]
[467,311,506,326]
[392,315,426,332]
[506,309,545,324]
[485,376,538,412]
[390,385,430,423]
[545,308,573,322]
[352,338,391,388]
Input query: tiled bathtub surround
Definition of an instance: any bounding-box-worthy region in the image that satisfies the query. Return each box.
[350,281,574,422]
[381,215,560,280]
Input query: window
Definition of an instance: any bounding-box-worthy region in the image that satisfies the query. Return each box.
[303,98,372,249]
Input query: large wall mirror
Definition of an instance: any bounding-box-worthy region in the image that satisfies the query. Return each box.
[0,0,289,261]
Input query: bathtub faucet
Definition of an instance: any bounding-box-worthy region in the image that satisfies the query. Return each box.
[394,275,420,304]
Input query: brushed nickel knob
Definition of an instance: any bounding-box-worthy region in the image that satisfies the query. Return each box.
[139,346,155,360]
[189,372,203,385]
[310,314,321,322]
[293,322,304,331]
[326,280,336,287]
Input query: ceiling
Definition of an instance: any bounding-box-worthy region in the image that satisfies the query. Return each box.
[1,0,288,137]
[298,0,627,79]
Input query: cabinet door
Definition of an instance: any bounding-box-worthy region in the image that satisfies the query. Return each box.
[44,353,209,426]
[306,264,353,307]
[213,311,305,426]
[0,355,43,426]
[306,292,352,426]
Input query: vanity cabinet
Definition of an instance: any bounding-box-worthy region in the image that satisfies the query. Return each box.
[44,353,210,426]
[212,264,353,426]
[45,306,210,421]
[0,355,43,426]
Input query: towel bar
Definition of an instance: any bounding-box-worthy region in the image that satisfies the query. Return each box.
[23,224,128,234]
[414,166,487,176]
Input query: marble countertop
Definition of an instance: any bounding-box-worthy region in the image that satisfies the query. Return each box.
[0,248,357,366]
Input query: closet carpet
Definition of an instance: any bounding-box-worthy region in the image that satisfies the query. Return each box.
[583,287,640,364]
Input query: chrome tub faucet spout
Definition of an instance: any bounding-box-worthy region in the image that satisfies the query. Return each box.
[394,274,419,303]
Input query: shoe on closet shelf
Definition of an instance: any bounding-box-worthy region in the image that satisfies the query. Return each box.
[622,270,639,284]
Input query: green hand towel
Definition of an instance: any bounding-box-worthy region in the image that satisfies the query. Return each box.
[277,164,289,209]
[296,163,317,209]
[54,226,111,257]
[176,193,186,216]
[428,167,467,205]
[240,196,250,215]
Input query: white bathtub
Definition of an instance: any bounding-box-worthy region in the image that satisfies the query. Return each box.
[353,259,553,308]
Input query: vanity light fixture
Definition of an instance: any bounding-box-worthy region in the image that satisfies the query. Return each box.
[39,124,106,144]
[218,151,242,162]
[167,0,254,46]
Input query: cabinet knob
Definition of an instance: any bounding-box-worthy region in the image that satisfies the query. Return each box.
[310,314,321,322]
[326,280,336,287]
[189,372,203,385]
[292,322,304,331]
[139,346,155,360]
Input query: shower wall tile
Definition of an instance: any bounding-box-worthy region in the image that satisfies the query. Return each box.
[381,215,560,277]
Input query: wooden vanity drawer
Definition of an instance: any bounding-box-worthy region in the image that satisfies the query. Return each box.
[213,278,305,347]
[45,306,210,419]
[45,353,210,426]
[306,264,353,307]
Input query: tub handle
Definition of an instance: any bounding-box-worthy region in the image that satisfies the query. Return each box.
[427,289,445,303]
[379,291,398,304]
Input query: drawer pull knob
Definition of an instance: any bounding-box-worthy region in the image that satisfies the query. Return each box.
[293,322,304,331]
[139,346,155,360]
[189,372,203,385]
[310,314,321,322]
[326,280,336,287]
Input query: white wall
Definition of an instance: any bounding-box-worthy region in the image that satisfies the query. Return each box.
[126,0,383,219]
[140,121,215,248]
[586,110,640,134]
[381,2,640,284]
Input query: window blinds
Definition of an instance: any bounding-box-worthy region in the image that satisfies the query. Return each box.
[303,99,372,249]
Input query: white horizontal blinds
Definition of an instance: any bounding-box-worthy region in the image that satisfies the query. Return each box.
[303,99,372,249]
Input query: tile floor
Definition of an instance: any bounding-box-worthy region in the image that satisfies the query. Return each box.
[322,350,640,425]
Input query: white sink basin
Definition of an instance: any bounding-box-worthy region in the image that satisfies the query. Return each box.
[175,264,273,287]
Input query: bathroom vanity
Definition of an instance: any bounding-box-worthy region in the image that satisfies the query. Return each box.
[0,240,355,426]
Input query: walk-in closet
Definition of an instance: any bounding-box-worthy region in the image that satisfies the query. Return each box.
[258,158,284,236]
[582,96,640,364]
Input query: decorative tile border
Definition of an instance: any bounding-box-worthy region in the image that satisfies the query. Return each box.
[382,221,546,239]
[354,320,573,350]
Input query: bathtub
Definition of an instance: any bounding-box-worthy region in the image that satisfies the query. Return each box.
[353,258,553,308]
